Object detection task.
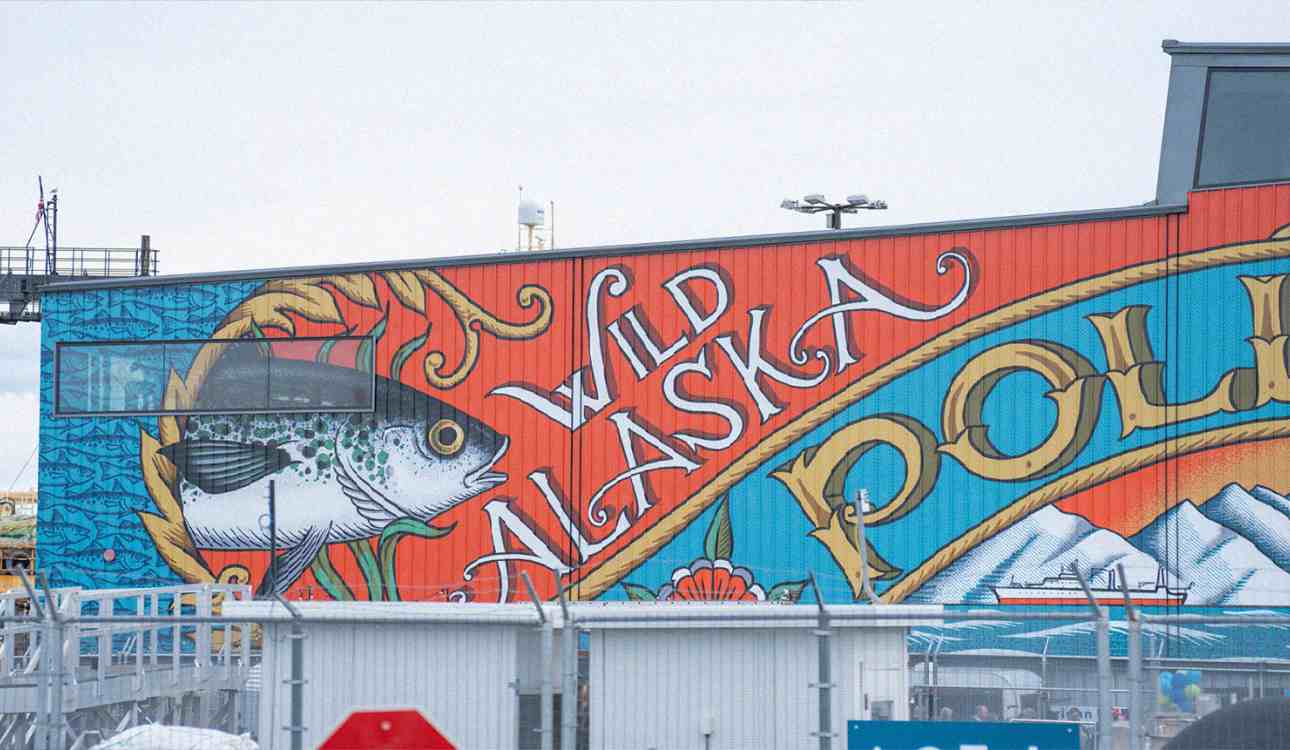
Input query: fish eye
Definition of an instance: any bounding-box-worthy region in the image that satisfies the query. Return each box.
[427,418,464,456]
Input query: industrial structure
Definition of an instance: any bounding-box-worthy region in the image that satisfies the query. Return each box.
[0,182,156,324]
[29,36,1290,698]
[0,491,36,593]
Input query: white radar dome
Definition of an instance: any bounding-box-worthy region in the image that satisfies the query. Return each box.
[518,199,546,228]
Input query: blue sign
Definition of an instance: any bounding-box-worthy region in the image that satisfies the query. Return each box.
[847,720,1080,750]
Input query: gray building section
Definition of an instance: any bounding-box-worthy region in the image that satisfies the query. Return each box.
[1155,40,1290,206]
[234,601,932,750]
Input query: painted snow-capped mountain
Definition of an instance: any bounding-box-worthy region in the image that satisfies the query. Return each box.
[908,483,1290,606]
[1130,497,1290,606]
[1197,484,1290,573]
[906,504,1158,603]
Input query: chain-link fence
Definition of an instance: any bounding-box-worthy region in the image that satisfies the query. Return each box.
[4,573,1290,749]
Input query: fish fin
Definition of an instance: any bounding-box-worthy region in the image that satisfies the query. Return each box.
[159,439,295,495]
[257,523,331,597]
[334,455,401,524]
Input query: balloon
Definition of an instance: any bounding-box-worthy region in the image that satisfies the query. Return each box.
[1159,673,1173,690]
[1158,695,1173,707]
[1185,684,1201,700]
[1187,670,1202,685]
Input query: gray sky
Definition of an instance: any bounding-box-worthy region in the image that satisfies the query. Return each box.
[1,1,1286,489]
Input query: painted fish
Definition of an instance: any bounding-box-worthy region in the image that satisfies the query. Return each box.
[160,346,508,594]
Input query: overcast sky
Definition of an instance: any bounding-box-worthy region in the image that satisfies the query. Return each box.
[1,1,1286,490]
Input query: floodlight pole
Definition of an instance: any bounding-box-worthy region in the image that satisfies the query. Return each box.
[853,489,879,604]
[274,593,305,750]
[521,572,553,750]
[808,572,833,750]
[1117,563,1143,750]
[556,572,576,750]
[1072,562,1113,750]
[268,480,278,595]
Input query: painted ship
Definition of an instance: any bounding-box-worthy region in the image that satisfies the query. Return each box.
[991,567,1189,607]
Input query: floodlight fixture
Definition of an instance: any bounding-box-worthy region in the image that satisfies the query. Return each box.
[780,191,888,229]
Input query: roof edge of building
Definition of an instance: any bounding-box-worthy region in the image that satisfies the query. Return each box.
[41,201,1185,293]
[1163,39,1290,56]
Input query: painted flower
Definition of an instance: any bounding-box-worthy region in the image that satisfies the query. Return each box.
[621,496,808,604]
[657,558,767,602]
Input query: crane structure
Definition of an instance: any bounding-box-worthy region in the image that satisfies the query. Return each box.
[0,178,156,324]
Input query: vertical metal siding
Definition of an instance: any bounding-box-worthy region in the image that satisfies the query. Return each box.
[33,183,1290,621]
[592,627,777,750]
[591,626,908,750]
[258,620,520,749]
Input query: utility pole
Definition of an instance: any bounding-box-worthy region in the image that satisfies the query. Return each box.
[39,177,57,275]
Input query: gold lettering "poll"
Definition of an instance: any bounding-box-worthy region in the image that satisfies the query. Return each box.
[1090,306,1258,437]
[939,341,1105,481]
[775,272,1290,599]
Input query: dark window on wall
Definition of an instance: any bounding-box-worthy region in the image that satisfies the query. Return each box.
[517,693,589,750]
[54,336,374,416]
[1196,69,1290,188]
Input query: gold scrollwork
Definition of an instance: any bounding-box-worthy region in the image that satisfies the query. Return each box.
[379,270,553,388]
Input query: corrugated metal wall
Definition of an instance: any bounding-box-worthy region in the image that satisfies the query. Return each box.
[35,183,1290,619]
[258,619,522,749]
[589,625,907,749]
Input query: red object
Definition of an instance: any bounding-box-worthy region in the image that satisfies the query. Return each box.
[995,596,1187,607]
[319,710,455,749]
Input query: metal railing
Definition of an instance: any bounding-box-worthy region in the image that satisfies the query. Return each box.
[0,247,158,280]
[0,577,253,749]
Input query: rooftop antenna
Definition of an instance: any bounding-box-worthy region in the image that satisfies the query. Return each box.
[37,177,58,275]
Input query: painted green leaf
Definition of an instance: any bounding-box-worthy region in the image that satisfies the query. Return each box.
[308,546,355,601]
[767,579,809,604]
[346,540,384,601]
[389,326,430,380]
[622,582,657,602]
[315,338,340,364]
[377,517,457,602]
[356,307,389,374]
[316,326,356,365]
[249,321,273,358]
[703,496,734,561]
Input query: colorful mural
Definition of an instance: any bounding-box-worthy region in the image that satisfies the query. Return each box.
[36,186,1290,656]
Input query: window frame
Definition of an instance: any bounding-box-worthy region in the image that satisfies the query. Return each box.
[1193,66,1290,190]
[53,335,376,418]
